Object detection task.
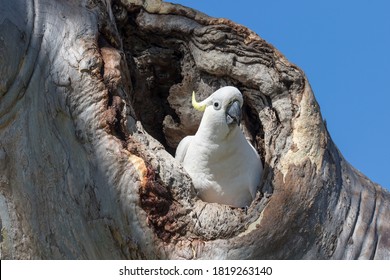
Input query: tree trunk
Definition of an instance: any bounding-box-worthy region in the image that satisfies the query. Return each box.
[0,0,389,259]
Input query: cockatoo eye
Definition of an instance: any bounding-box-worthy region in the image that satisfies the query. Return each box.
[213,101,221,110]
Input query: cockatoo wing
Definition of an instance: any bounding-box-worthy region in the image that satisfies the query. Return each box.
[175,135,194,163]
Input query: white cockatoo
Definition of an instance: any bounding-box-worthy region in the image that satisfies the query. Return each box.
[175,86,262,207]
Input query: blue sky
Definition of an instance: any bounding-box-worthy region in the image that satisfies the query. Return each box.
[171,0,390,190]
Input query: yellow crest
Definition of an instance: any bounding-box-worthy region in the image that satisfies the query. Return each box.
[192,91,206,112]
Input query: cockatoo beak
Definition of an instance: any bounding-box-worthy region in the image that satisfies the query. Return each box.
[226,100,241,126]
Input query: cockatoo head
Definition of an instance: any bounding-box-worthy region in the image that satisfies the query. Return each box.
[192,86,244,137]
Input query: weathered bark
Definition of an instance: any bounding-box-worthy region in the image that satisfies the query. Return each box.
[0,0,389,259]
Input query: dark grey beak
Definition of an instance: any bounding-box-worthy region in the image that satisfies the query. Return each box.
[226,100,241,126]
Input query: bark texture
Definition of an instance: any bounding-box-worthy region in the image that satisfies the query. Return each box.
[0,0,389,259]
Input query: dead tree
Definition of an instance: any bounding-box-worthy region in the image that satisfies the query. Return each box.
[0,0,389,259]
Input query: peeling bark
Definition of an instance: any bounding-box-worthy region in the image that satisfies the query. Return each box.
[0,0,389,259]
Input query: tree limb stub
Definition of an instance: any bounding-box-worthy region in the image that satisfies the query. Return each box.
[0,0,389,259]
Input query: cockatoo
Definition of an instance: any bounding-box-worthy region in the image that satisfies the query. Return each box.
[175,86,262,207]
